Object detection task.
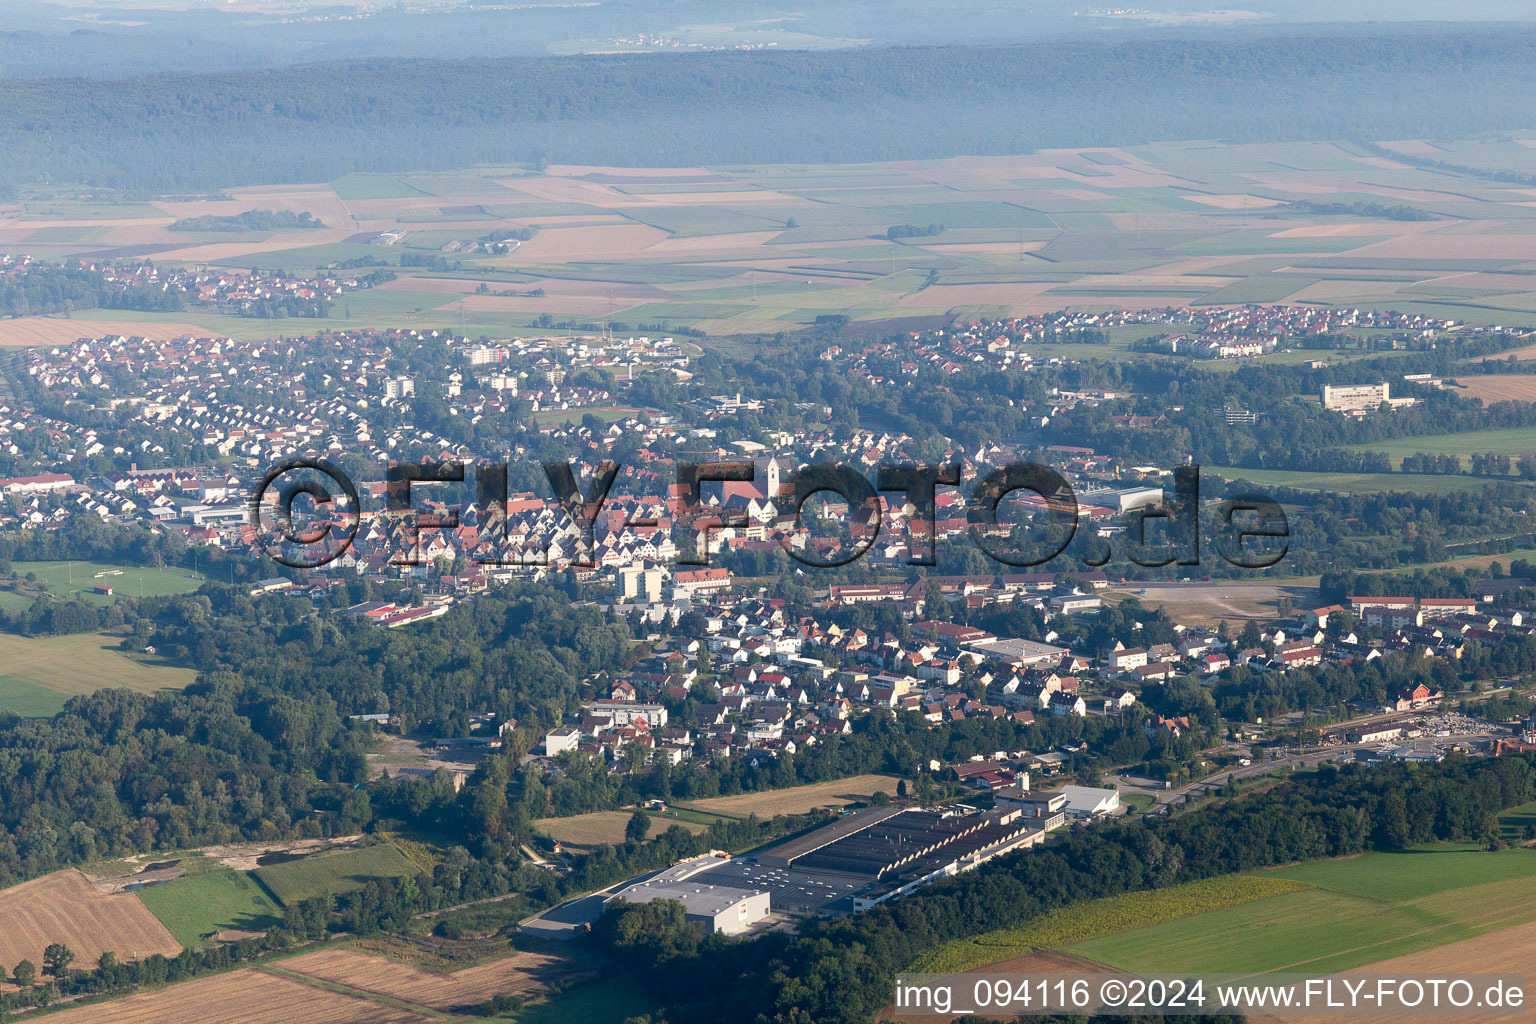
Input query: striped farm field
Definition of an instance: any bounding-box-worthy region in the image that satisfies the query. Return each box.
[907,875,1308,973]
[0,869,180,972]
[0,318,212,347]
[1265,918,1536,1024]
[34,967,433,1024]
[279,946,595,1011]
[1207,465,1487,495]
[1066,845,1536,976]
[1449,373,1536,404]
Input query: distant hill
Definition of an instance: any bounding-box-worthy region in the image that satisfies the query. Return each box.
[5,26,1536,191]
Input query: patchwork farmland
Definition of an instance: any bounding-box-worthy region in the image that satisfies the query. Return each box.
[13,136,1536,340]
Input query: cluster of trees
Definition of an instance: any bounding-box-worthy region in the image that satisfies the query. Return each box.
[0,261,188,317]
[1357,139,1536,189]
[1281,200,1436,221]
[168,209,325,232]
[1400,452,1465,474]
[597,755,1535,1024]
[480,226,538,253]
[886,223,945,239]
[1397,452,1532,477]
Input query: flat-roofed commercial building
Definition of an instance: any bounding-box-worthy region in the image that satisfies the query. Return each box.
[608,856,770,935]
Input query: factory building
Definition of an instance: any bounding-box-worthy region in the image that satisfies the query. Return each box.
[607,855,771,935]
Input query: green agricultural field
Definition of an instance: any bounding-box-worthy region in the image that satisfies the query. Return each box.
[253,843,420,906]
[0,676,70,717]
[500,976,661,1024]
[910,875,1307,973]
[1066,846,1536,975]
[27,140,1536,338]
[1346,427,1536,465]
[137,868,283,948]
[1207,465,1497,495]
[0,631,197,716]
[1265,842,1536,900]
[1499,801,1536,842]
[331,173,429,200]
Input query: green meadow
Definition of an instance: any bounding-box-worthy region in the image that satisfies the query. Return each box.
[137,868,284,948]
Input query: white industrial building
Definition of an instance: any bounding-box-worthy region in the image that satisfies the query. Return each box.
[608,855,770,935]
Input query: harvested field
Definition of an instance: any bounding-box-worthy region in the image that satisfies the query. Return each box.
[1264,918,1536,1024]
[37,968,432,1024]
[1449,374,1536,404]
[1268,223,1383,238]
[534,811,708,849]
[0,869,180,970]
[280,946,594,1011]
[672,773,906,818]
[0,318,213,346]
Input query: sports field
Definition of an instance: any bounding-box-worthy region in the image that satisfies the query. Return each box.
[0,631,198,717]
[1064,845,1536,975]
[4,559,205,605]
[136,868,283,948]
[252,842,420,906]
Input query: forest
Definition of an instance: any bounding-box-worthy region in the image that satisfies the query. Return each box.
[5,26,1536,190]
